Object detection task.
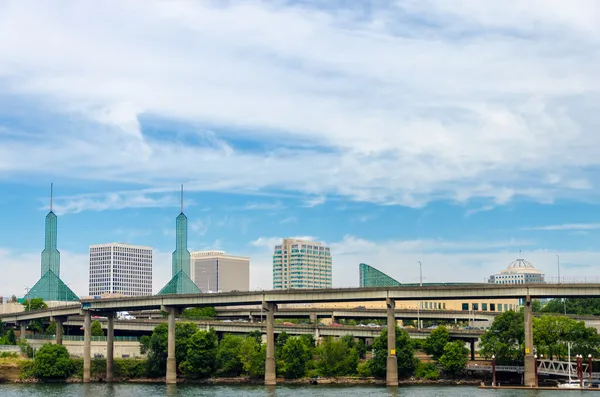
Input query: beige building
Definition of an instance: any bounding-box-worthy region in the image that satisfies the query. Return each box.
[190,251,249,292]
[273,238,332,289]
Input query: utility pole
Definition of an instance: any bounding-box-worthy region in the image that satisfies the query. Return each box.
[417,261,422,329]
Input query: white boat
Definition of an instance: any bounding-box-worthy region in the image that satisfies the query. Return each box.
[557,343,586,389]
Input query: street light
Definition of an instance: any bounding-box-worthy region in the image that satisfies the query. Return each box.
[417,261,422,329]
[556,255,560,284]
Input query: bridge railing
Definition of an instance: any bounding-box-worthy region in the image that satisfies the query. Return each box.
[26,334,139,342]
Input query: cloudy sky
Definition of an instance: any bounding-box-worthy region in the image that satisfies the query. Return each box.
[2,0,600,297]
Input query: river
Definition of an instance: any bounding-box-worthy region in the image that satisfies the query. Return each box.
[0,384,578,396]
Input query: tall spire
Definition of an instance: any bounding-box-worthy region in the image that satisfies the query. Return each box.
[41,183,60,278]
[180,184,184,213]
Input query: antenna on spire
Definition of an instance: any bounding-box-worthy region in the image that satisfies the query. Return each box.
[519,249,522,258]
[50,183,54,212]
[180,184,184,213]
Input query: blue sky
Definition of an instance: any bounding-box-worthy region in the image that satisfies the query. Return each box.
[2,0,600,296]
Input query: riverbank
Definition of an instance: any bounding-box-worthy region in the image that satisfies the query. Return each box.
[14,375,482,386]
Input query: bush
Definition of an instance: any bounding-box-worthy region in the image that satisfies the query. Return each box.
[32,344,74,379]
[18,341,35,358]
[439,341,469,377]
[115,359,148,379]
[0,352,19,358]
[19,360,35,379]
[356,361,371,377]
[415,362,440,380]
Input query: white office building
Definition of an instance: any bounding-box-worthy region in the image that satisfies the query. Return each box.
[273,238,332,289]
[190,251,250,292]
[488,258,545,285]
[89,243,153,296]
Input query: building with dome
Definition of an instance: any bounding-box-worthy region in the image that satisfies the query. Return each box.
[488,258,545,285]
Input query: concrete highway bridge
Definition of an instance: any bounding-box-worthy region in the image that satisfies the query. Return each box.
[2,284,600,387]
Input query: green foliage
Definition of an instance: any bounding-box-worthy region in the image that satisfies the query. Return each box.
[316,337,359,376]
[32,344,74,379]
[542,298,600,315]
[114,359,148,379]
[275,332,290,356]
[18,341,35,358]
[19,360,35,379]
[369,327,418,379]
[0,352,19,358]
[179,329,218,378]
[248,330,262,345]
[5,329,16,345]
[280,336,312,378]
[424,326,450,360]
[23,298,48,312]
[415,362,440,380]
[182,307,217,319]
[479,311,524,365]
[438,341,469,377]
[145,322,199,377]
[91,320,104,337]
[356,361,371,377]
[45,321,59,336]
[533,315,600,359]
[216,335,244,376]
[146,323,168,376]
[238,336,265,378]
[139,335,150,355]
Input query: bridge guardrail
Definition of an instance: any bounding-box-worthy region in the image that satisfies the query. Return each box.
[26,335,139,342]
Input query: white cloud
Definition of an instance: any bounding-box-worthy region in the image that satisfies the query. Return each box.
[0,1,600,209]
[304,196,327,208]
[189,219,210,236]
[51,192,180,215]
[522,223,600,231]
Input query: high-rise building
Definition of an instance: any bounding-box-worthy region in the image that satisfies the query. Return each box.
[190,251,250,292]
[272,238,332,289]
[23,184,78,303]
[158,185,201,295]
[88,243,153,296]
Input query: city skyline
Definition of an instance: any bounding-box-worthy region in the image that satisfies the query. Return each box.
[2,2,600,296]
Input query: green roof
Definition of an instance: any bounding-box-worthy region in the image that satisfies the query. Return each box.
[359,263,401,287]
[22,270,79,302]
[158,270,201,295]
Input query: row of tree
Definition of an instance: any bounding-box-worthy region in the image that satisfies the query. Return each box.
[479,311,600,364]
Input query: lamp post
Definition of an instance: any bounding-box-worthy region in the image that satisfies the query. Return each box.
[556,254,560,284]
[589,354,593,380]
[534,354,539,387]
[417,261,422,329]
[492,355,496,387]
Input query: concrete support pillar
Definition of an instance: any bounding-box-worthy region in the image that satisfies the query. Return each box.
[470,340,475,361]
[83,311,91,383]
[523,296,536,387]
[106,314,114,383]
[310,313,317,324]
[19,322,26,340]
[386,298,398,386]
[264,302,277,386]
[314,326,320,344]
[166,307,177,384]
[55,317,63,345]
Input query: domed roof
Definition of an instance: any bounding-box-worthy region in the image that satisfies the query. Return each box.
[501,258,542,274]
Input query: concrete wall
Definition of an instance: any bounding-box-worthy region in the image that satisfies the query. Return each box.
[26,339,144,358]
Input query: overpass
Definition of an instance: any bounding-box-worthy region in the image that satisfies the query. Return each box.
[3,284,600,387]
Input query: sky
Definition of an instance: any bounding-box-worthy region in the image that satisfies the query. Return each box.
[2,0,600,297]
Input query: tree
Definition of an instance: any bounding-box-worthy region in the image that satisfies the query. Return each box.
[533,315,600,359]
[179,329,218,378]
[415,362,440,380]
[438,341,469,377]
[216,335,244,376]
[369,327,418,379]
[238,336,265,378]
[424,326,450,360]
[45,321,59,335]
[6,329,16,345]
[23,298,48,312]
[248,330,262,345]
[139,335,150,355]
[91,320,104,337]
[32,343,74,379]
[543,298,600,315]
[182,307,217,319]
[340,334,367,359]
[316,337,359,376]
[145,322,199,377]
[479,311,524,364]
[280,336,312,378]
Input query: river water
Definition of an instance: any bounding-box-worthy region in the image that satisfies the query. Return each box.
[0,384,579,397]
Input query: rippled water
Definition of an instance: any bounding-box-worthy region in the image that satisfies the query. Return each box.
[0,384,582,397]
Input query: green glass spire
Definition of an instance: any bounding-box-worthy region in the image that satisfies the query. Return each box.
[359,263,401,287]
[172,212,190,277]
[41,183,60,278]
[159,185,200,295]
